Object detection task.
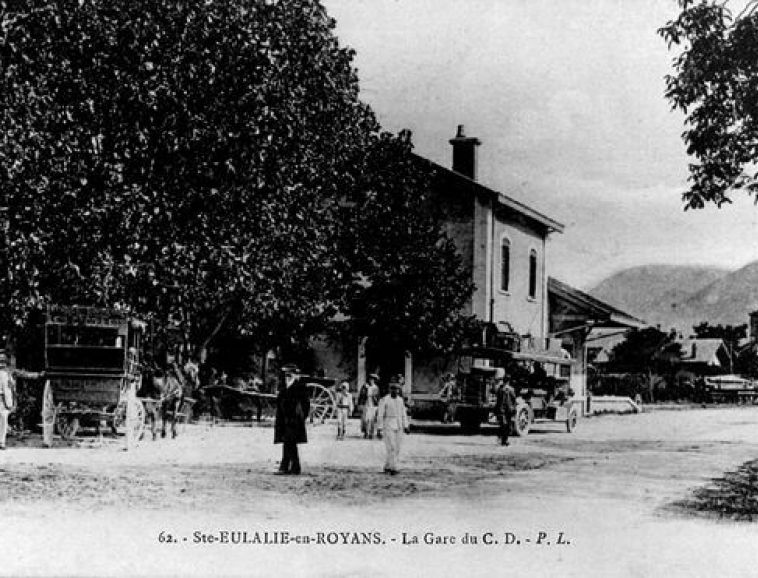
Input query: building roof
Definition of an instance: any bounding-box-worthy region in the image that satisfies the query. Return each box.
[413,153,565,233]
[548,277,647,333]
[676,338,727,366]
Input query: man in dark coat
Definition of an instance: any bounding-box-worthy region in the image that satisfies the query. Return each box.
[494,368,516,446]
[274,366,310,475]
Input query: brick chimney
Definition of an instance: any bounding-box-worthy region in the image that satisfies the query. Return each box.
[449,124,481,180]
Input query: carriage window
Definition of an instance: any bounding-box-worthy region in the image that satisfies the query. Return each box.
[528,250,538,299]
[52,326,121,346]
[500,238,510,292]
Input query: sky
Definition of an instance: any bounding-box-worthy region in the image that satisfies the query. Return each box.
[325,0,758,289]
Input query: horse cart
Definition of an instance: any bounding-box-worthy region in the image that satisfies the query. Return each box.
[41,305,146,449]
[203,374,338,425]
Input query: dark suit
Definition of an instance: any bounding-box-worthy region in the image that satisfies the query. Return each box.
[274,379,310,474]
[495,382,516,445]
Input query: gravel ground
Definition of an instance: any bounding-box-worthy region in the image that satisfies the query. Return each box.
[3,408,758,577]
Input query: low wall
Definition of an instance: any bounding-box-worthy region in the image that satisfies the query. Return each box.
[588,395,641,415]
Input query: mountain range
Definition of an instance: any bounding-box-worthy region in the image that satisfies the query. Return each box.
[588,263,758,333]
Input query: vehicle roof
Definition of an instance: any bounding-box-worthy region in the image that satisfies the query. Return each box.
[459,346,574,365]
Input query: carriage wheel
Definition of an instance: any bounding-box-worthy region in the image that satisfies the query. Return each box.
[56,415,80,441]
[111,401,128,435]
[125,398,145,449]
[41,380,55,447]
[306,383,336,424]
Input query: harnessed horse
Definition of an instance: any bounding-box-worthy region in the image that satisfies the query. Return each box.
[141,365,187,440]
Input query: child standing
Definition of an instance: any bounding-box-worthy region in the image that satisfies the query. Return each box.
[335,381,353,440]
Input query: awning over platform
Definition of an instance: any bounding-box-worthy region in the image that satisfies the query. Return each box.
[548,277,646,336]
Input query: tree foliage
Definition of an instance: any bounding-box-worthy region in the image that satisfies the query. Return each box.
[661,0,758,209]
[692,321,746,350]
[608,327,681,373]
[0,0,474,357]
[337,131,476,356]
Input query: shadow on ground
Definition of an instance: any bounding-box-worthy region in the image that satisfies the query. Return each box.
[664,458,758,523]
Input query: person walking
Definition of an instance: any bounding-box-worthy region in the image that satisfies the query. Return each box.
[335,381,353,440]
[376,378,410,475]
[274,366,310,475]
[494,368,516,446]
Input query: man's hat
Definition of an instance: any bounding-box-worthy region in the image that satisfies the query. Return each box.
[389,376,402,389]
[368,373,379,381]
[281,364,299,374]
[493,368,506,380]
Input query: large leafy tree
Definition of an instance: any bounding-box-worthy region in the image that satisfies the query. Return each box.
[338,131,476,358]
[661,0,758,209]
[607,327,682,401]
[1,0,474,361]
[0,0,374,355]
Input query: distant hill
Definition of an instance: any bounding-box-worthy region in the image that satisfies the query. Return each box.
[589,264,733,331]
[667,261,758,331]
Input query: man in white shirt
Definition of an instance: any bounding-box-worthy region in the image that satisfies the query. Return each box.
[376,379,410,475]
[0,352,14,450]
[0,351,43,450]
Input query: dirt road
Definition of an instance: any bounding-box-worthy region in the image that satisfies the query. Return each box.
[3,407,758,577]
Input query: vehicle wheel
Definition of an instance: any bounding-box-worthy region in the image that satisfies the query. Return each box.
[566,408,578,433]
[306,383,336,424]
[56,416,80,441]
[512,406,531,437]
[41,380,56,447]
[125,398,146,445]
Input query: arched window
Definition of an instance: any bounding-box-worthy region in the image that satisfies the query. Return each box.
[528,249,538,299]
[500,238,510,292]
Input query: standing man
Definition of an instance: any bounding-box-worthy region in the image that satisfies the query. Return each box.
[376,378,410,475]
[361,373,380,439]
[274,366,310,475]
[495,368,516,446]
[335,381,353,440]
[0,352,14,450]
[0,351,43,450]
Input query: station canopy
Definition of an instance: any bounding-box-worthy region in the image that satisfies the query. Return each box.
[548,277,646,337]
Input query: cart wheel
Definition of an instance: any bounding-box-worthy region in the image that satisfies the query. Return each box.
[566,407,578,433]
[56,416,80,441]
[512,405,532,437]
[125,398,145,447]
[111,401,127,435]
[41,380,55,447]
[306,383,336,424]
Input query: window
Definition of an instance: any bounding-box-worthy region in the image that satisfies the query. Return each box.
[528,249,538,299]
[500,238,510,292]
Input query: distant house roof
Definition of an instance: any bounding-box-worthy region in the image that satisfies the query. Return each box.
[677,338,728,366]
[414,153,565,233]
[548,277,647,334]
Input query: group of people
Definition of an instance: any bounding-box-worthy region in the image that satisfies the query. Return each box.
[273,368,410,476]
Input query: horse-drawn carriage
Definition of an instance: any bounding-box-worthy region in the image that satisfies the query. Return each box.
[203,374,338,424]
[41,305,147,449]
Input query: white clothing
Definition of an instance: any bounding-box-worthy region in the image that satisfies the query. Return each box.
[0,408,8,448]
[0,369,13,410]
[376,394,409,471]
[335,390,353,439]
[376,394,409,431]
[382,427,402,470]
